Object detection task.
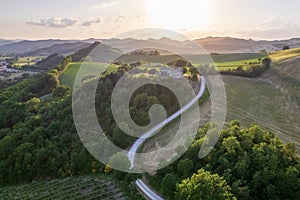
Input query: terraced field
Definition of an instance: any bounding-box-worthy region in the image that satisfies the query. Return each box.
[0,175,125,200]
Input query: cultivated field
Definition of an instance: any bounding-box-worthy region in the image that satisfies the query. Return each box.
[0,175,125,200]
[59,62,118,87]
[269,47,300,62]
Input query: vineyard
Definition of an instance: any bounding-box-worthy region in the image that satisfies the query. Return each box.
[0,175,125,200]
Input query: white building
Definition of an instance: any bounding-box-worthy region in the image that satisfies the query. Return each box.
[0,60,18,73]
[157,67,183,78]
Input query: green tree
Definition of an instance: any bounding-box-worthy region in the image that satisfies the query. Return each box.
[175,169,236,200]
[161,173,178,198]
[53,85,70,98]
[177,158,193,178]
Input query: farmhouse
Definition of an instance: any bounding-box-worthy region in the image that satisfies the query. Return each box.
[157,66,183,78]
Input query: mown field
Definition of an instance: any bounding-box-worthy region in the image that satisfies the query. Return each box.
[59,62,118,87]
[0,175,125,200]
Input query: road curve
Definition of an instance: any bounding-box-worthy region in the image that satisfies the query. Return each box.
[128,77,206,168]
[128,77,206,200]
[135,179,164,200]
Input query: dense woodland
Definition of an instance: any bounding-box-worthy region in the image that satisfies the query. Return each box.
[148,121,300,200]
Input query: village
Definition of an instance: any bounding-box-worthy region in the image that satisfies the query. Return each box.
[0,59,19,73]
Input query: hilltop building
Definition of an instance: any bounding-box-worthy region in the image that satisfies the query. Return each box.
[157,66,183,78]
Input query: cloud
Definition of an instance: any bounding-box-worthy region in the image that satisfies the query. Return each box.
[81,18,102,27]
[27,17,77,28]
[260,17,284,29]
[114,16,127,23]
[238,18,300,39]
[95,0,118,9]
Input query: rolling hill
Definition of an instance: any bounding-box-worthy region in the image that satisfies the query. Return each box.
[23,42,91,56]
[1,37,300,56]
[0,39,83,55]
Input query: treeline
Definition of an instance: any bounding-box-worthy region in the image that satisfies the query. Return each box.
[146,121,300,200]
[220,58,272,77]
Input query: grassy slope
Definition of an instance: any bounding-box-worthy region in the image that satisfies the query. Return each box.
[223,49,300,148]
[59,62,118,87]
[0,175,125,200]
[143,49,300,153]
[269,47,300,62]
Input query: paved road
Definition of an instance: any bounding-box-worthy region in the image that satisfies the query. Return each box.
[128,77,206,168]
[135,179,164,200]
[128,77,206,200]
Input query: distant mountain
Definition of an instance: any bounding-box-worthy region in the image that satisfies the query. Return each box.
[103,37,300,54]
[1,37,300,56]
[0,39,17,47]
[0,39,81,55]
[103,37,204,54]
[23,42,91,56]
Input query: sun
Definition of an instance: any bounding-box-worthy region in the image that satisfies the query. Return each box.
[146,0,212,31]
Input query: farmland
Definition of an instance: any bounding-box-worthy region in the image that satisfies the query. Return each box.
[59,62,119,87]
[0,175,125,200]
[12,56,44,67]
[117,52,268,72]
[269,47,300,62]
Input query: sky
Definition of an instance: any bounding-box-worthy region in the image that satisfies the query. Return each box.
[0,0,300,40]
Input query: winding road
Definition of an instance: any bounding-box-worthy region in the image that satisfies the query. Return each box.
[128,77,206,200]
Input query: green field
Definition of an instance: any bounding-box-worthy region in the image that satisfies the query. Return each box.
[59,62,118,87]
[0,175,125,200]
[269,47,300,62]
[118,52,268,72]
[13,56,44,67]
[142,50,300,153]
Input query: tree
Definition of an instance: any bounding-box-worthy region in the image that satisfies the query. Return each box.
[282,46,290,50]
[175,169,236,200]
[53,85,70,98]
[262,58,272,69]
[177,158,193,178]
[161,173,178,198]
[108,152,130,180]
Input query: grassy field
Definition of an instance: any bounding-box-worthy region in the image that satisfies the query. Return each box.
[59,62,118,87]
[118,52,267,71]
[269,47,300,62]
[223,74,300,148]
[142,50,300,153]
[12,56,44,67]
[0,175,125,200]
